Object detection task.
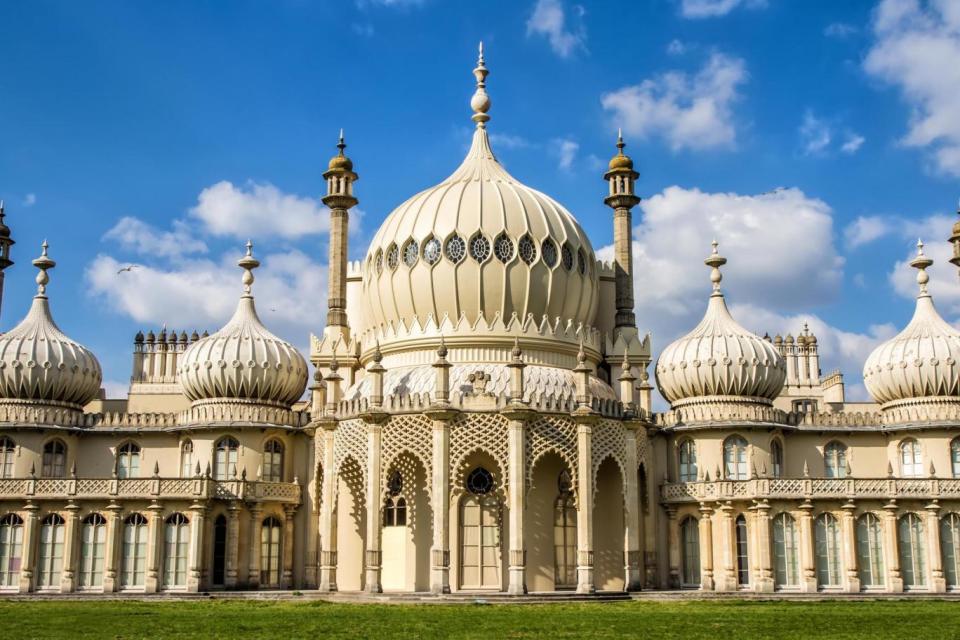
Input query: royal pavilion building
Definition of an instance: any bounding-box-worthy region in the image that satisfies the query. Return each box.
[2,47,960,596]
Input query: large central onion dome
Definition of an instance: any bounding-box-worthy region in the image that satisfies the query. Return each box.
[179,243,308,410]
[362,44,599,333]
[863,242,960,414]
[0,242,102,410]
[656,242,786,409]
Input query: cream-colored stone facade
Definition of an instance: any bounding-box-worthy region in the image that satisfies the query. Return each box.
[2,48,960,596]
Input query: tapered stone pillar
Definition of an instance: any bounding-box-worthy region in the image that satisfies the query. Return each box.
[575,419,596,593]
[623,422,642,590]
[60,503,80,593]
[248,504,263,589]
[187,502,206,592]
[145,503,163,593]
[18,503,38,593]
[503,406,532,595]
[318,420,339,592]
[364,421,384,593]
[925,501,946,592]
[840,501,860,593]
[226,504,240,588]
[797,501,817,592]
[282,505,296,589]
[698,503,714,591]
[714,502,736,591]
[666,506,680,589]
[426,407,455,594]
[881,501,903,593]
[752,501,774,592]
[102,503,123,593]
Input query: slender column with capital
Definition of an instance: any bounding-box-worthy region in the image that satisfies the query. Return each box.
[504,411,529,595]
[282,506,297,589]
[18,503,38,593]
[840,501,860,593]
[427,411,453,593]
[364,422,383,593]
[643,461,659,588]
[102,503,123,593]
[322,133,358,330]
[623,423,642,591]
[145,503,163,593]
[925,501,946,592]
[225,504,240,588]
[575,420,595,593]
[753,501,774,592]
[882,501,903,593]
[797,501,817,592]
[60,503,80,593]
[714,502,735,591]
[318,423,339,592]
[666,507,680,589]
[698,504,715,591]
[603,132,640,328]
[247,504,263,589]
[187,502,207,592]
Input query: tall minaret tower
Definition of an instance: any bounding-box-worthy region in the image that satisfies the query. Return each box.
[949,200,960,280]
[322,131,358,331]
[0,201,15,322]
[603,131,640,328]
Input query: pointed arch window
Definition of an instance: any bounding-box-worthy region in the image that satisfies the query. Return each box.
[815,513,842,588]
[771,441,783,478]
[384,470,407,527]
[941,513,960,589]
[121,513,148,589]
[42,440,67,478]
[736,515,749,586]
[78,513,107,589]
[0,437,14,478]
[681,517,700,588]
[163,513,190,589]
[214,437,239,480]
[37,513,65,589]
[824,442,847,479]
[180,440,194,478]
[900,440,923,478]
[952,439,960,478]
[260,516,282,587]
[0,514,23,588]
[856,513,885,588]
[723,436,748,480]
[678,440,697,482]
[262,440,284,483]
[772,512,799,589]
[554,470,576,588]
[117,442,141,479]
[898,513,927,588]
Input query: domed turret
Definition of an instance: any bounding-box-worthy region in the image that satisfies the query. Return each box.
[178,242,308,410]
[655,241,786,409]
[0,242,102,410]
[863,241,960,418]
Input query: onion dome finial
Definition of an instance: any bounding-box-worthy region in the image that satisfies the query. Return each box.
[238,240,259,297]
[911,239,933,297]
[704,239,727,295]
[33,240,55,297]
[326,129,354,173]
[607,128,636,172]
[471,42,491,128]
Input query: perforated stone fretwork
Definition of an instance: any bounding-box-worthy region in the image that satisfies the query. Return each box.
[591,419,626,494]
[450,412,509,486]
[525,415,578,492]
[334,418,368,477]
[381,414,433,500]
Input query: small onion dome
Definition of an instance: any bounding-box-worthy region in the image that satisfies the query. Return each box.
[785,333,795,344]
[178,242,308,409]
[607,130,635,172]
[326,130,354,173]
[179,331,188,344]
[190,330,200,342]
[774,334,783,344]
[0,201,11,239]
[135,330,144,344]
[0,242,102,409]
[655,241,786,407]
[863,241,960,409]
[146,330,155,344]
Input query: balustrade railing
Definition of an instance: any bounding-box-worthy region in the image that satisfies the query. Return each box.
[661,477,960,503]
[0,476,301,504]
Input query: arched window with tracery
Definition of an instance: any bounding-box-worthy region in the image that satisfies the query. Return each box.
[0,437,14,478]
[262,440,284,483]
[771,441,783,478]
[772,512,799,589]
[163,513,190,588]
[42,440,67,478]
[37,513,65,588]
[214,437,239,480]
[723,436,748,480]
[78,513,107,589]
[941,513,960,589]
[260,516,282,587]
[815,513,841,588]
[678,440,697,482]
[681,516,700,588]
[180,440,194,478]
[900,439,923,478]
[121,513,148,589]
[117,442,141,479]
[384,471,407,527]
[554,470,576,589]
[824,441,847,478]
[898,513,927,589]
[0,513,23,588]
[856,513,884,588]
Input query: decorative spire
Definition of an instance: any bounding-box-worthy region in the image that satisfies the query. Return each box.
[238,240,260,297]
[910,239,933,298]
[32,240,55,297]
[704,239,726,296]
[470,42,491,128]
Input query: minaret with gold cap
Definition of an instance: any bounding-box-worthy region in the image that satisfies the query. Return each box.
[322,131,358,330]
[948,200,960,279]
[0,201,15,322]
[604,131,640,328]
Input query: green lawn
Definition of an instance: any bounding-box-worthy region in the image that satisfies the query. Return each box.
[1,597,959,639]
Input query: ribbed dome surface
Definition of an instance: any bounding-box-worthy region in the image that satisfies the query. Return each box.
[0,244,101,409]
[655,244,785,407]
[178,245,308,409]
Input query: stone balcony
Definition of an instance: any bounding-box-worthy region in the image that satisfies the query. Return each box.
[0,476,302,504]
[661,477,960,504]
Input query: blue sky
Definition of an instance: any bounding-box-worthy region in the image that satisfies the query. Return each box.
[0,0,958,400]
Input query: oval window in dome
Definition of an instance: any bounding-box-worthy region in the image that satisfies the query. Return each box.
[542,239,558,267]
[387,244,400,270]
[423,237,442,265]
[561,243,574,271]
[577,249,587,275]
[374,249,383,273]
[403,239,419,267]
[470,235,491,262]
[445,235,466,263]
[518,235,537,265]
[494,233,514,263]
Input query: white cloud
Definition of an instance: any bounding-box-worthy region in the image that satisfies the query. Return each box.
[679,0,766,19]
[824,22,858,38]
[864,0,960,176]
[489,133,532,149]
[189,180,333,240]
[23,193,36,207]
[104,216,208,258]
[841,132,866,154]
[601,52,747,152]
[666,39,687,55]
[844,215,893,249]
[553,138,579,170]
[889,213,960,313]
[526,0,587,58]
[799,110,832,155]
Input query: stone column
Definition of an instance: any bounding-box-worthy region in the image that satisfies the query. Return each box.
[666,506,680,588]
[925,501,946,593]
[304,428,319,589]
[643,458,659,588]
[145,503,163,593]
[882,501,903,593]
[103,503,123,593]
[247,504,262,589]
[797,501,817,592]
[623,422,642,591]
[575,420,595,593]
[698,503,715,591]
[282,505,296,589]
[363,421,384,593]
[18,503,39,593]
[187,502,207,592]
[753,501,774,592]
[504,409,530,595]
[225,504,240,588]
[318,421,338,592]
[60,503,80,593]
[714,502,735,591]
[427,409,455,594]
[840,501,860,593]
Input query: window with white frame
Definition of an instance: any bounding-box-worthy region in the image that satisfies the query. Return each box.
[898,513,927,589]
[824,442,847,479]
[856,513,885,588]
[771,441,783,478]
[117,443,141,479]
[900,440,923,478]
[678,440,697,482]
[680,517,700,587]
[36,513,65,588]
[0,513,23,588]
[214,437,239,480]
[262,440,284,483]
[0,437,14,478]
[78,513,107,589]
[42,440,67,478]
[951,440,960,478]
[260,516,282,587]
[121,513,148,589]
[724,436,748,480]
[736,515,749,586]
[773,512,799,589]
[163,513,190,588]
[941,513,960,589]
[815,513,842,588]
